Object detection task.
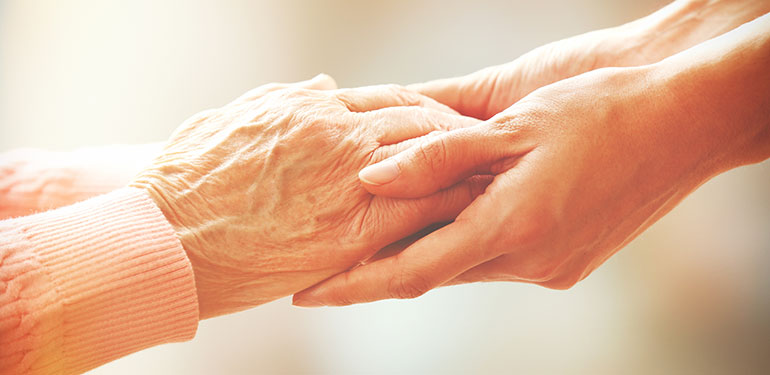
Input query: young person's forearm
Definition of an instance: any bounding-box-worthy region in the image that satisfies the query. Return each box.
[611,0,770,67]
[653,11,770,178]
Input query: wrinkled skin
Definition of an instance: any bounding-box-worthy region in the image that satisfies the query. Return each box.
[0,77,332,218]
[294,13,770,305]
[296,67,688,303]
[131,76,489,318]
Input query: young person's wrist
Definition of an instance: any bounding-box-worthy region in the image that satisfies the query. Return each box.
[645,12,770,180]
[618,0,770,68]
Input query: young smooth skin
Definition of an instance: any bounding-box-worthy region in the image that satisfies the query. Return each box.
[294,12,770,306]
[130,75,490,318]
[411,0,770,121]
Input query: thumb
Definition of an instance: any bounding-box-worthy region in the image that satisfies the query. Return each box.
[358,124,505,198]
[408,64,511,120]
[293,218,493,306]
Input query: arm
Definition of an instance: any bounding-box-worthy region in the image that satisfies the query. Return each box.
[1,74,485,373]
[0,144,162,219]
[0,75,340,373]
[129,79,486,318]
[0,73,350,220]
[294,12,770,305]
[412,0,770,120]
[0,188,198,374]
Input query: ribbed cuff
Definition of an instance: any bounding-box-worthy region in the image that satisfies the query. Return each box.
[11,187,199,374]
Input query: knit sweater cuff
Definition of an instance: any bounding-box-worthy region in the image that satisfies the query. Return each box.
[3,187,199,374]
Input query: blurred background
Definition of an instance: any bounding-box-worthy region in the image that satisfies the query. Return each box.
[2,0,769,373]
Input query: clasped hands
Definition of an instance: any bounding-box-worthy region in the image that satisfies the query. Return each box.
[129,6,770,317]
[131,76,489,318]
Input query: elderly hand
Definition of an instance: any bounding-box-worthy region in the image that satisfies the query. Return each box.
[293,14,770,305]
[0,75,354,218]
[130,74,489,318]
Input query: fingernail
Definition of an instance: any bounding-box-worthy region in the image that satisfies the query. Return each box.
[293,296,324,308]
[359,159,400,185]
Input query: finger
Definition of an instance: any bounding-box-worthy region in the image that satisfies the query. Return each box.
[337,175,489,281]
[441,254,521,286]
[408,63,513,120]
[445,225,597,289]
[446,249,597,290]
[365,174,492,245]
[358,125,511,198]
[233,73,338,103]
[367,106,481,145]
[374,130,446,161]
[293,217,496,306]
[336,84,457,114]
[360,222,447,266]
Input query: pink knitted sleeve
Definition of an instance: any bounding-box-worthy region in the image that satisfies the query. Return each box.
[0,188,199,374]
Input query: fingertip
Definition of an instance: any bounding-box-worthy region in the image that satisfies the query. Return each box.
[292,282,328,307]
[358,162,433,199]
[292,293,325,308]
[291,298,317,308]
[358,159,400,186]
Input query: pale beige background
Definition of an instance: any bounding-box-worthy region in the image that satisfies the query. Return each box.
[2,0,769,374]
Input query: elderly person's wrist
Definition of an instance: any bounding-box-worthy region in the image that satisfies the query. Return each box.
[128,77,483,320]
[129,166,237,319]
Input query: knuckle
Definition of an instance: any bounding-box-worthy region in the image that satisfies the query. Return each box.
[327,286,356,306]
[387,270,431,300]
[413,137,448,176]
[382,83,404,93]
[517,258,561,282]
[489,115,525,142]
[465,175,493,200]
[386,84,421,106]
[334,92,354,109]
[489,104,547,141]
[278,87,308,99]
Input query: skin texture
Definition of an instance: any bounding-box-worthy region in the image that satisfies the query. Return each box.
[410,0,770,121]
[130,74,490,318]
[0,76,337,219]
[293,12,770,306]
[4,0,767,314]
